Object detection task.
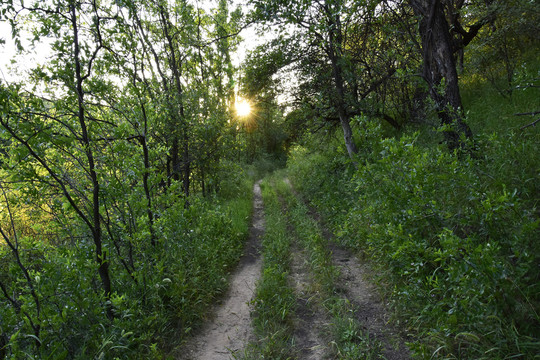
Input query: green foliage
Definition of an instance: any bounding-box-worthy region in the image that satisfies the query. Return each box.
[271,175,385,360]
[0,0,258,357]
[462,55,540,134]
[288,112,540,358]
[0,0,538,357]
[244,177,295,359]
[0,175,253,359]
[330,315,383,360]
[464,0,540,98]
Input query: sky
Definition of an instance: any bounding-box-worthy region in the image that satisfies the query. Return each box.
[0,0,264,84]
[0,0,293,110]
[0,20,32,83]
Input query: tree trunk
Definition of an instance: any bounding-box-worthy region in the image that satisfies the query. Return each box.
[325,1,358,161]
[70,3,113,319]
[412,0,473,150]
[182,129,190,201]
[140,104,156,247]
[159,4,190,198]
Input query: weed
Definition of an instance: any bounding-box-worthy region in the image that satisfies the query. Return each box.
[287,110,540,358]
[244,177,295,359]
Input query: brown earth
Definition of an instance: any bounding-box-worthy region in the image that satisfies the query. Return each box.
[176,178,410,359]
[330,243,411,360]
[289,243,329,360]
[176,181,264,360]
[285,177,410,360]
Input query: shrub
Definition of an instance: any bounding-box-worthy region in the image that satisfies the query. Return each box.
[288,116,540,358]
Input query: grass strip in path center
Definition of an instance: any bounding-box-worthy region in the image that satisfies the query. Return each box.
[242,176,296,359]
[275,177,331,359]
[278,176,410,360]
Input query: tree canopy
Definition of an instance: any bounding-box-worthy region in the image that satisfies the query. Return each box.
[0,0,538,358]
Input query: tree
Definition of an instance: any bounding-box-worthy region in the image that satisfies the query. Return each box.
[0,0,119,319]
[130,0,243,199]
[250,0,359,159]
[464,0,540,97]
[408,0,492,149]
[250,0,409,162]
[0,0,250,356]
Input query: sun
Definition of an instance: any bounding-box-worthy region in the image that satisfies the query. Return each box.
[235,98,252,117]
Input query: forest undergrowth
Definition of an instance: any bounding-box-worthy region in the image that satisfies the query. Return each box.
[0,168,255,359]
[286,81,540,359]
[1,0,538,359]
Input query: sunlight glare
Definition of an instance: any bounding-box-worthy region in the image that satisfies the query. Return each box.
[235,99,251,117]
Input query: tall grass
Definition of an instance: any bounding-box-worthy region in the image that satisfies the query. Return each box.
[277,179,385,359]
[243,176,295,359]
[287,76,540,358]
[0,167,255,359]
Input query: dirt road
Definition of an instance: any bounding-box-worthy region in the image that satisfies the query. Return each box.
[177,177,409,359]
[177,181,264,359]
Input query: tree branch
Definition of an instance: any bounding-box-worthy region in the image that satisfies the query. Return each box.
[515,111,540,116]
[520,118,540,130]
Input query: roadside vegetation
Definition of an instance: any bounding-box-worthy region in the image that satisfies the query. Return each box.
[278,179,387,359]
[245,174,391,359]
[287,72,539,358]
[244,176,295,359]
[1,0,538,358]
[0,170,254,359]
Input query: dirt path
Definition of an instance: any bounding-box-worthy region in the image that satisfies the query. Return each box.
[284,178,410,359]
[289,244,328,359]
[177,181,264,360]
[330,244,410,360]
[176,178,409,359]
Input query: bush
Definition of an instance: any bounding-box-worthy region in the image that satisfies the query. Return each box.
[0,173,254,359]
[288,117,540,359]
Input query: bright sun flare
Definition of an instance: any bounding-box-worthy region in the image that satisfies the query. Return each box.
[235,99,251,117]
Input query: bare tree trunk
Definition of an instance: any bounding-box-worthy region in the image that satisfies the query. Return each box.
[332,57,358,160]
[182,130,190,200]
[140,104,156,247]
[325,0,358,161]
[70,2,113,319]
[412,0,473,150]
[159,4,190,199]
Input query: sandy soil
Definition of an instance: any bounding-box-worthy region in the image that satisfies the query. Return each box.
[289,244,329,360]
[177,178,409,359]
[284,177,410,359]
[177,181,264,360]
[330,244,411,360]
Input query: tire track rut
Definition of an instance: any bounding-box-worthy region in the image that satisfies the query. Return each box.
[285,177,410,360]
[289,243,329,359]
[177,181,264,360]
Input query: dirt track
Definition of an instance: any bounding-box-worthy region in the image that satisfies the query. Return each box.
[177,178,409,359]
[177,181,264,360]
